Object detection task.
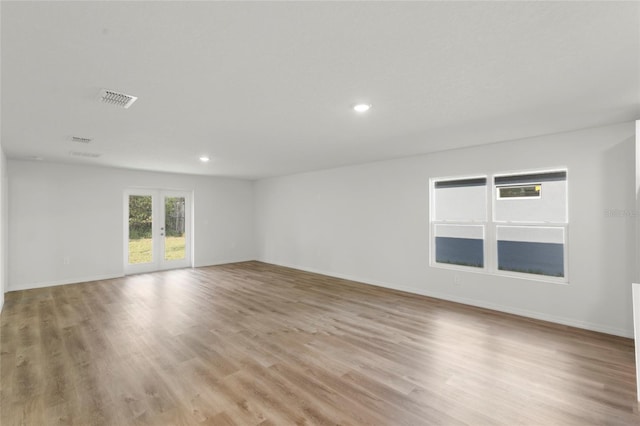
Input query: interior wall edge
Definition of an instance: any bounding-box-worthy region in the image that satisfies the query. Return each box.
[195,258,258,269]
[7,259,262,293]
[7,273,124,293]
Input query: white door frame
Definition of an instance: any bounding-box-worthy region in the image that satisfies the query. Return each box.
[124,188,193,275]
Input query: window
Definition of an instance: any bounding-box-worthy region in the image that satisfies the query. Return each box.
[430,170,568,282]
[497,185,541,199]
[431,177,487,269]
[496,226,564,277]
[494,171,567,280]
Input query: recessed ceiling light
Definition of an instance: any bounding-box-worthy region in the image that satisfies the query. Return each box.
[199,156,210,162]
[353,104,371,113]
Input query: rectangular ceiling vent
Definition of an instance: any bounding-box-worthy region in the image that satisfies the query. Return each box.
[99,89,137,109]
[70,151,101,158]
[70,136,93,144]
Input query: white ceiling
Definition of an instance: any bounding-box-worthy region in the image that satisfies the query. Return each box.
[1,1,639,179]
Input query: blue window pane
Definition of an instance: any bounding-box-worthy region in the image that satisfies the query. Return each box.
[497,241,564,277]
[435,237,484,268]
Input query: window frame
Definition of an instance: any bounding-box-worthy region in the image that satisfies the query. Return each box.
[429,175,488,273]
[492,169,568,283]
[430,168,569,284]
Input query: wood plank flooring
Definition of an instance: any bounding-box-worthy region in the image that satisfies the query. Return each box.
[1,261,639,425]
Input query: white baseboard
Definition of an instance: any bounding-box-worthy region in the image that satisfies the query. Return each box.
[195,258,257,267]
[260,259,633,338]
[6,259,256,292]
[8,273,124,292]
[7,260,632,338]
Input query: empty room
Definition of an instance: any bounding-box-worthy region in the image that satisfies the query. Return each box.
[1,1,640,425]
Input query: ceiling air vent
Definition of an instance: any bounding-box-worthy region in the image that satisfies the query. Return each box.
[70,136,92,144]
[99,89,137,109]
[70,151,101,158]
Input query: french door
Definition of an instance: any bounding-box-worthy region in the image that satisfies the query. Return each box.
[124,189,192,274]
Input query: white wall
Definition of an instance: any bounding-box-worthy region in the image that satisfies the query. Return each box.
[255,122,636,337]
[0,149,6,310]
[8,160,255,291]
[0,1,5,311]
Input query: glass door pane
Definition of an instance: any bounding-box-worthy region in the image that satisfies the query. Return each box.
[164,196,186,261]
[128,195,153,264]
[125,189,191,275]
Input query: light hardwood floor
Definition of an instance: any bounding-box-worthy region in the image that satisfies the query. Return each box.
[1,261,638,425]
